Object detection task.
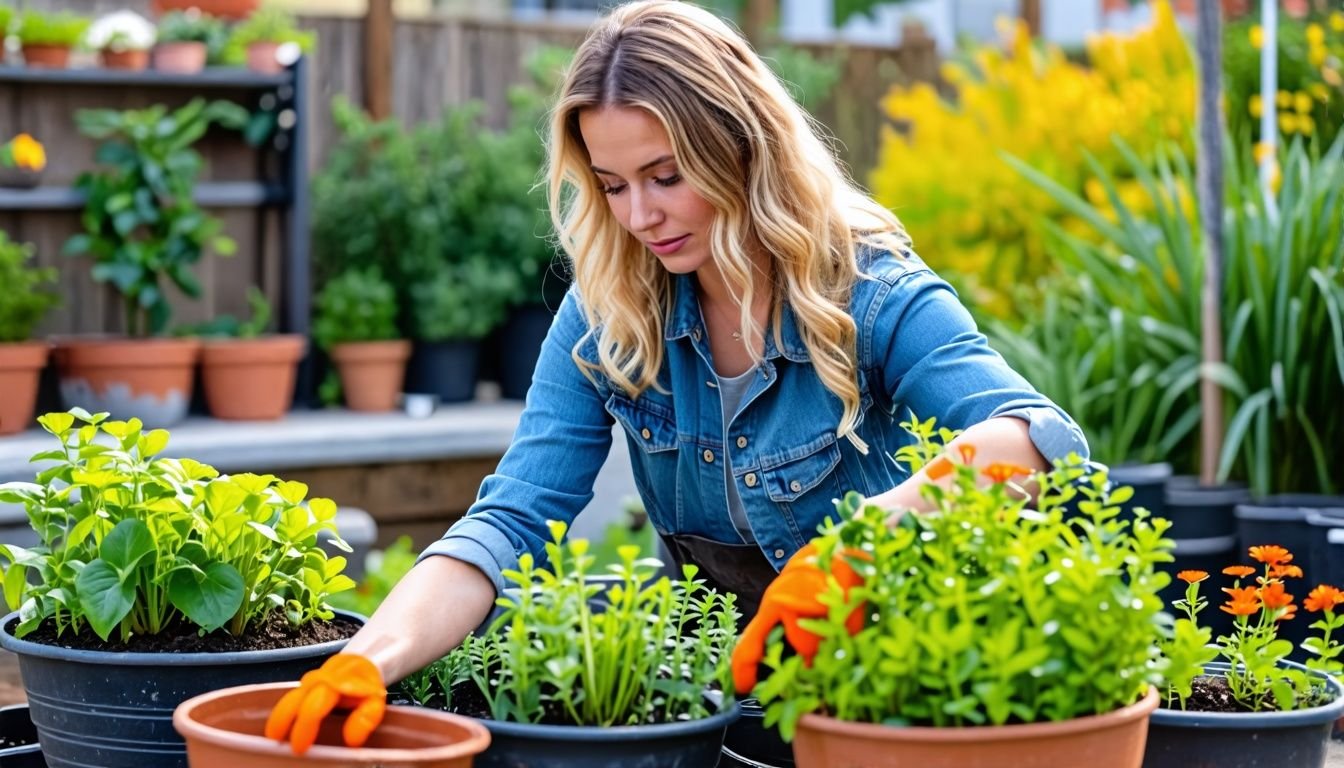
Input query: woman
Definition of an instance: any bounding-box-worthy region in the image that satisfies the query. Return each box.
[266,0,1088,757]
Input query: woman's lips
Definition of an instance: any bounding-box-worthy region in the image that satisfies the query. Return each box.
[647,234,691,256]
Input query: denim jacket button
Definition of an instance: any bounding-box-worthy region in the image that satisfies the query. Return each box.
[692,327,703,342]
[774,548,786,559]
[736,436,748,449]
[702,449,715,463]
[789,480,802,493]
[641,427,652,440]
[744,472,757,487]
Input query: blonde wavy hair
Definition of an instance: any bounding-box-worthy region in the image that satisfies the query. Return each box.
[547,0,909,451]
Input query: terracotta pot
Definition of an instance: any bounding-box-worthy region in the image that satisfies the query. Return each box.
[153,41,208,74]
[173,682,491,767]
[152,0,259,20]
[246,41,283,74]
[329,340,411,413]
[200,335,306,421]
[53,336,201,428]
[0,342,49,436]
[101,48,151,71]
[21,44,71,69]
[792,687,1158,768]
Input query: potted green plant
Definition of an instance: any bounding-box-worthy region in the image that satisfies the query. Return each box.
[0,408,362,768]
[152,0,259,21]
[153,9,226,74]
[226,2,314,74]
[1145,550,1344,767]
[397,520,741,767]
[60,98,247,428]
[0,231,59,436]
[15,10,89,69]
[85,10,157,71]
[405,260,513,404]
[176,287,307,421]
[0,133,46,190]
[742,419,1167,767]
[313,268,409,413]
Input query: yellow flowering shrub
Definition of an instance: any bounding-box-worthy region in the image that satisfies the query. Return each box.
[871,3,1195,317]
[0,133,46,172]
[1225,13,1344,147]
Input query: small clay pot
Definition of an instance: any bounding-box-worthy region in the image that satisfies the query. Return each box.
[21,44,71,69]
[153,41,208,74]
[101,48,151,71]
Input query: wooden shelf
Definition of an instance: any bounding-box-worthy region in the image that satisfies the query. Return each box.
[0,65,292,89]
[0,182,289,211]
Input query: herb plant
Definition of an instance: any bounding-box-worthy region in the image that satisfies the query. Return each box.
[312,268,400,350]
[1164,548,1344,712]
[400,521,738,727]
[751,418,1172,740]
[0,409,356,642]
[0,231,60,344]
[15,10,89,47]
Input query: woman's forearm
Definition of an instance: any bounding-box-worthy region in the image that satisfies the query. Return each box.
[867,416,1047,513]
[342,555,496,685]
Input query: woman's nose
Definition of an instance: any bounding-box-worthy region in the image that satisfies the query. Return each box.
[628,187,664,232]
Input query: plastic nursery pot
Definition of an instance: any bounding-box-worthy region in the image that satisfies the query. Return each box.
[1143,661,1344,768]
[792,687,1159,768]
[0,704,44,768]
[174,682,490,768]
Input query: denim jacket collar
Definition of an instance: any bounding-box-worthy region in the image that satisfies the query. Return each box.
[664,273,810,363]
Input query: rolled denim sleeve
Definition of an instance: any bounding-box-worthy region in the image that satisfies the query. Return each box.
[872,267,1089,463]
[417,290,615,593]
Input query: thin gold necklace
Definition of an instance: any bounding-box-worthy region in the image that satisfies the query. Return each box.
[703,295,761,343]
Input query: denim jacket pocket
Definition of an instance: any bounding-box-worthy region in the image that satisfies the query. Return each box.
[605,393,678,453]
[760,434,842,503]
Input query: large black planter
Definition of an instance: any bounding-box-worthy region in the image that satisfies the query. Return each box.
[0,611,361,768]
[1143,661,1344,768]
[0,705,43,768]
[720,698,793,768]
[473,699,740,768]
[406,339,481,403]
[1164,478,1247,640]
[497,304,556,401]
[1110,462,1173,523]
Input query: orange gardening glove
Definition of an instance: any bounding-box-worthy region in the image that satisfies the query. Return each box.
[731,543,869,695]
[264,653,387,755]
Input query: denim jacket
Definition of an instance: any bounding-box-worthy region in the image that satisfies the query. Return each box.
[421,250,1089,593]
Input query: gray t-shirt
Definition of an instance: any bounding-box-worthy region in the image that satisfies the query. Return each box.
[716,367,756,543]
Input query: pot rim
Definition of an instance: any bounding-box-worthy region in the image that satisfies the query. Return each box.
[1151,660,1344,728]
[0,609,363,667]
[797,686,1158,744]
[481,698,742,742]
[174,681,491,761]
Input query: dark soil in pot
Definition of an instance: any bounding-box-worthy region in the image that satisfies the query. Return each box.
[18,611,359,653]
[1180,673,1336,714]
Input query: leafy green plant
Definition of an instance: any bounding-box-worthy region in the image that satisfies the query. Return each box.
[0,231,60,344]
[312,267,400,350]
[155,9,226,46]
[329,535,417,618]
[15,10,89,47]
[751,418,1172,740]
[1008,130,1344,494]
[408,260,514,342]
[174,286,273,339]
[400,521,738,726]
[0,409,356,642]
[226,2,314,50]
[63,98,248,337]
[0,7,14,38]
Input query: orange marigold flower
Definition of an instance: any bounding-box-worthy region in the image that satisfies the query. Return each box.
[1177,570,1209,584]
[1259,582,1294,611]
[1305,585,1344,613]
[1221,585,1261,616]
[958,444,977,465]
[926,455,953,481]
[1223,565,1256,578]
[982,462,1033,484]
[1277,604,1298,622]
[1249,545,1292,566]
[1271,564,1304,579]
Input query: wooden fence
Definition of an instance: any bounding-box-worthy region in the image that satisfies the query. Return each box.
[8,4,939,340]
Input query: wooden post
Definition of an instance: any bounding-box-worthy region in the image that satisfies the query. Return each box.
[1195,0,1225,486]
[743,0,777,49]
[365,0,394,120]
[1019,0,1042,36]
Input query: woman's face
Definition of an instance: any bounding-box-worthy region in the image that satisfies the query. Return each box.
[578,105,718,275]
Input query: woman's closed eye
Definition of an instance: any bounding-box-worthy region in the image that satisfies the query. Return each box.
[601,173,682,196]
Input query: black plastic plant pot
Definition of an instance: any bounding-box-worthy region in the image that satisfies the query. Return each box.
[0,704,44,768]
[0,611,361,768]
[472,699,741,768]
[1108,462,1173,523]
[1142,661,1344,768]
[406,339,481,403]
[719,698,794,768]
